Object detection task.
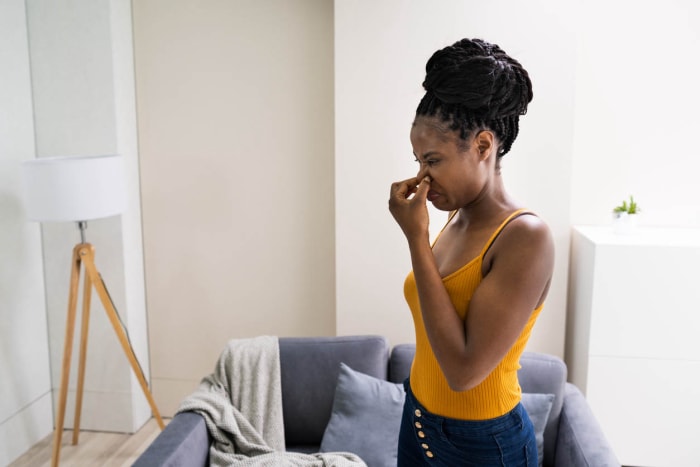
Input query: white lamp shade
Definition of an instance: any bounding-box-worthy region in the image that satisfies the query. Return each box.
[21,154,126,222]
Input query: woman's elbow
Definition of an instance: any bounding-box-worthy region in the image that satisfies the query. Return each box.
[445,373,484,392]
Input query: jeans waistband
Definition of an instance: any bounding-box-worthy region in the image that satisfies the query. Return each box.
[403,378,525,435]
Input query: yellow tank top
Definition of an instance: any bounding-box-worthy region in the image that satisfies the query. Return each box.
[404,209,544,420]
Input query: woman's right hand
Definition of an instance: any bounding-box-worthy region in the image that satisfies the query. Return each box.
[388,176,432,243]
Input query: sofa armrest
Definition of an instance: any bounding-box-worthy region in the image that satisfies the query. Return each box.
[554,383,620,467]
[133,411,211,467]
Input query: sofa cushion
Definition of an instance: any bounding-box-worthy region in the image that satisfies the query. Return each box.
[521,393,555,467]
[518,352,566,467]
[279,335,389,448]
[320,363,404,467]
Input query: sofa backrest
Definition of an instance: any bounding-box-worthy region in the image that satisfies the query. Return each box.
[389,345,566,467]
[278,335,389,449]
[388,343,415,384]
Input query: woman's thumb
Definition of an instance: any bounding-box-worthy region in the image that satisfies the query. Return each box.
[415,176,431,199]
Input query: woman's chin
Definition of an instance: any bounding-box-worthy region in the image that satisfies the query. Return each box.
[429,198,452,211]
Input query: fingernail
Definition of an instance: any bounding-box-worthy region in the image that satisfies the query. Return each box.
[423,176,431,183]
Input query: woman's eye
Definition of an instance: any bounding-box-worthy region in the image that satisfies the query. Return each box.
[414,158,438,166]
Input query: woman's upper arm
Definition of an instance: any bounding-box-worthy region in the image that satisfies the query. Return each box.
[457,215,555,390]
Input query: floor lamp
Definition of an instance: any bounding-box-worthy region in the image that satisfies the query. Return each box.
[21,155,164,467]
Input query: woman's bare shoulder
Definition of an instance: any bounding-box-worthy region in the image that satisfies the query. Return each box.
[485,212,554,268]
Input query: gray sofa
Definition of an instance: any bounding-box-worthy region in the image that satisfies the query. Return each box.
[134,335,619,467]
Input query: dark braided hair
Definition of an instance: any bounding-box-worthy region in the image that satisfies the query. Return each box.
[416,38,533,157]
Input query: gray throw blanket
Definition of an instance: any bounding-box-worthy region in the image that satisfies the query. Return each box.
[177,336,367,467]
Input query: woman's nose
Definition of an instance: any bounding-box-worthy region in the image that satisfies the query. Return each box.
[416,164,429,180]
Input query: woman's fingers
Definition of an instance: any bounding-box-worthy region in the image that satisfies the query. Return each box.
[389,177,431,209]
[414,176,431,201]
[389,176,431,240]
[390,177,418,201]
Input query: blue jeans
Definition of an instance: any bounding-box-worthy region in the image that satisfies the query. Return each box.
[398,380,537,467]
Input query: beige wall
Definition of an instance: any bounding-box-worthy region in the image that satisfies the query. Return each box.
[133,0,336,414]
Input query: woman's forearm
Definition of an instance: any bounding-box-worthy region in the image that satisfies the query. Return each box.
[407,237,474,390]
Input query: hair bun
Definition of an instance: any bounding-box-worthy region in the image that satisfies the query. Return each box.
[422,39,532,121]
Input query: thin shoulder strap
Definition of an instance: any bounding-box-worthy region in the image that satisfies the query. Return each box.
[480,209,535,258]
[431,210,459,247]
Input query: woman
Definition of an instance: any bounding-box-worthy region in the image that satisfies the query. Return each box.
[389,38,554,466]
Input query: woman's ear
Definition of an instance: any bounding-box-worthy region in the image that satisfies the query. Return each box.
[475,130,495,160]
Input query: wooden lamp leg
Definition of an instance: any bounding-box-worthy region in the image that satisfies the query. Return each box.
[72,262,92,445]
[51,245,83,467]
[80,245,165,430]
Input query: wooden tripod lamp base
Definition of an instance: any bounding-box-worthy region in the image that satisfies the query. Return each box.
[51,243,164,467]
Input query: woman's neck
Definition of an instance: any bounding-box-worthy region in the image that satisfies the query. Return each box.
[456,176,518,227]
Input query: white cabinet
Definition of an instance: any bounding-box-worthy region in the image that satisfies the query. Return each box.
[567,226,700,467]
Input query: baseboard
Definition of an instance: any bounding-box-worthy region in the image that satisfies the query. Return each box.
[0,391,53,466]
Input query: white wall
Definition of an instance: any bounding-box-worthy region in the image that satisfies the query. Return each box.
[24,0,150,433]
[565,3,700,444]
[0,2,53,464]
[570,0,700,228]
[336,0,700,356]
[335,0,576,357]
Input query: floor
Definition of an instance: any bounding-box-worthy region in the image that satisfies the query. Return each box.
[8,417,168,467]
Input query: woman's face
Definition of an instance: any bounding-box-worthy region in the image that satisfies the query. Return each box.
[410,116,494,212]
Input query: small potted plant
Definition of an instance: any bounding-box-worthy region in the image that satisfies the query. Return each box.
[612,195,640,233]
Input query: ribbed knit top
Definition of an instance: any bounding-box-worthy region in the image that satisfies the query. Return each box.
[404,209,544,420]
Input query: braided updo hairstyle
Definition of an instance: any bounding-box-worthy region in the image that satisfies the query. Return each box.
[416,38,533,158]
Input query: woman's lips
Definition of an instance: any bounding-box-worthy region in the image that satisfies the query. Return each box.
[427,190,440,202]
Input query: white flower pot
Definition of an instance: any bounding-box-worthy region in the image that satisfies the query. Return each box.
[612,211,638,234]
